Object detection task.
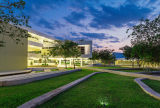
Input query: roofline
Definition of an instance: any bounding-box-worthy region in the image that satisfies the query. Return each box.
[16,25,57,40]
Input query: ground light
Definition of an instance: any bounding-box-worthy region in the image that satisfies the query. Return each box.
[99,97,109,106]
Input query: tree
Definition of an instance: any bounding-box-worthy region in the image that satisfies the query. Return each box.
[126,14,160,46]
[41,52,49,66]
[49,40,73,69]
[99,48,114,66]
[69,41,81,69]
[0,0,31,48]
[126,15,160,69]
[119,45,134,67]
[89,48,99,64]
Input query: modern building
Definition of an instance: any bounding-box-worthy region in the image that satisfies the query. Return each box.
[0,24,92,71]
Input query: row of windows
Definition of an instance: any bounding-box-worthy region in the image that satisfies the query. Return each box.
[28,51,41,54]
[42,47,55,49]
[34,60,56,63]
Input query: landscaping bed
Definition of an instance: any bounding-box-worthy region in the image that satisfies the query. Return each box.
[142,79,160,93]
[38,73,160,108]
[0,69,97,108]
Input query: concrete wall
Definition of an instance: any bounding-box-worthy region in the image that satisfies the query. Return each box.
[0,24,28,72]
[76,41,92,58]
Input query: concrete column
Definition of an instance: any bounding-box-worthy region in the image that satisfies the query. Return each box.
[70,59,72,66]
[81,58,83,67]
[59,59,61,67]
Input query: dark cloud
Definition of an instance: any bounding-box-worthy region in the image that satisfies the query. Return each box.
[89,4,152,29]
[110,40,120,43]
[68,0,99,11]
[125,0,140,4]
[46,31,54,35]
[23,0,66,16]
[54,36,65,40]
[80,32,120,41]
[70,32,80,36]
[93,43,103,48]
[34,17,65,30]
[147,0,158,5]
[64,12,87,27]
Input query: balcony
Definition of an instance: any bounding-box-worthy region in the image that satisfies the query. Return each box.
[28,53,42,58]
[28,41,43,48]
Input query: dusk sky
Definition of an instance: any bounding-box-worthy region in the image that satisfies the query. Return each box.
[16,0,160,52]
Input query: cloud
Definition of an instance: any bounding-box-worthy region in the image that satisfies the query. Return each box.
[88,4,152,29]
[34,17,65,30]
[63,11,87,27]
[23,0,66,16]
[70,32,80,36]
[110,40,120,43]
[46,31,54,35]
[79,32,120,41]
[147,0,158,5]
[68,0,99,11]
[93,43,103,48]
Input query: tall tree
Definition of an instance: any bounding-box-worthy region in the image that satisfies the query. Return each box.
[0,0,31,48]
[69,41,81,69]
[119,45,134,67]
[41,52,49,66]
[49,40,71,69]
[99,48,114,65]
[89,48,99,64]
[127,15,160,69]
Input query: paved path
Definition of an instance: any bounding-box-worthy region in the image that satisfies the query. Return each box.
[0,69,81,86]
[0,70,32,77]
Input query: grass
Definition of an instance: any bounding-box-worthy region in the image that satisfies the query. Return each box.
[38,73,160,108]
[67,68,74,70]
[92,66,129,69]
[142,79,160,93]
[0,69,98,108]
[51,69,59,71]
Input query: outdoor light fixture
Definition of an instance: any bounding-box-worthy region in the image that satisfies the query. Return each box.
[99,97,109,106]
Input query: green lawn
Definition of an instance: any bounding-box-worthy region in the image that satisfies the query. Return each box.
[38,73,160,108]
[0,69,98,108]
[51,69,59,71]
[142,79,160,93]
[92,66,129,69]
[35,71,44,73]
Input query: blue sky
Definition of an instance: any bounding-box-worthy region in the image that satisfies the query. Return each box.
[16,0,160,52]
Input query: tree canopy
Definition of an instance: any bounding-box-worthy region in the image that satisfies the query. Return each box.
[0,0,31,47]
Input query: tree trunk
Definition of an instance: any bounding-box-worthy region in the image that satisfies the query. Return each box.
[143,61,146,68]
[132,59,134,68]
[64,59,67,69]
[137,59,139,68]
[73,58,75,69]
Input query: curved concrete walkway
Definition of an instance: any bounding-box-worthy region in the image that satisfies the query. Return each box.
[17,72,102,108]
[0,69,81,86]
[17,70,160,108]
[134,78,160,100]
[0,70,32,77]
